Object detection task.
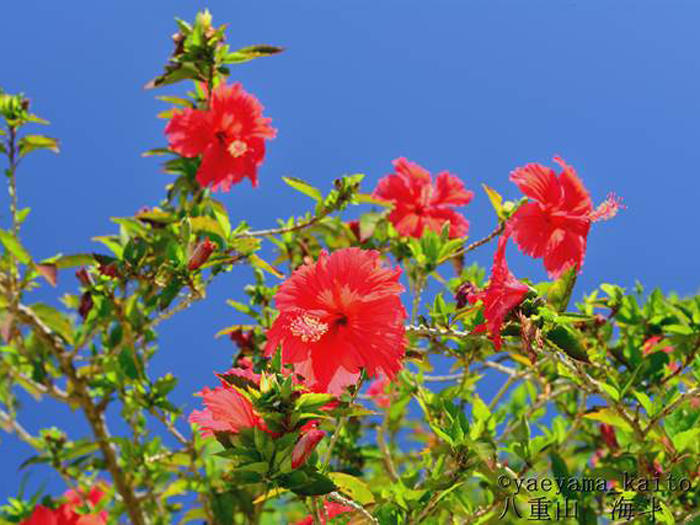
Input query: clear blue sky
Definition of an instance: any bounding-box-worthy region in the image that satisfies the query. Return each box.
[2,0,699,505]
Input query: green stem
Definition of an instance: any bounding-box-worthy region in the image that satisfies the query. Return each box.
[321,374,364,471]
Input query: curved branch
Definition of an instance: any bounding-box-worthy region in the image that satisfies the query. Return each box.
[16,304,146,525]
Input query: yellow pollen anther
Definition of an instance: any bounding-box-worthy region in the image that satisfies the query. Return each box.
[289,314,328,343]
[228,140,248,158]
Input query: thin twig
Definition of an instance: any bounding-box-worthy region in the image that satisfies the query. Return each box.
[321,376,364,470]
[328,492,379,524]
[406,324,471,338]
[239,214,324,238]
[451,222,505,259]
[376,424,399,482]
[0,407,36,445]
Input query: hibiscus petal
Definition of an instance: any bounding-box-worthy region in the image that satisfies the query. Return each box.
[509,202,553,259]
[432,171,474,206]
[543,228,586,279]
[165,108,213,157]
[509,162,561,203]
[554,157,593,215]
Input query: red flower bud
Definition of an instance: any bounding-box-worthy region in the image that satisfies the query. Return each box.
[75,267,93,287]
[78,292,93,319]
[188,238,216,271]
[291,428,325,469]
[649,459,664,478]
[599,423,619,452]
[230,328,254,352]
[98,263,119,278]
[455,281,477,309]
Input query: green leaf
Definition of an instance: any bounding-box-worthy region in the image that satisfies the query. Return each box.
[634,392,653,415]
[482,184,504,219]
[549,453,575,499]
[356,193,391,207]
[295,393,334,411]
[328,472,375,505]
[598,382,620,402]
[159,279,183,310]
[583,409,632,433]
[178,507,208,524]
[190,216,226,240]
[547,265,578,312]
[282,177,323,202]
[0,230,31,264]
[30,303,74,345]
[671,428,700,452]
[18,135,59,157]
[223,44,284,64]
[156,95,194,107]
[118,347,140,380]
[546,325,589,363]
[249,254,284,278]
[289,470,336,496]
[41,253,96,270]
[210,200,231,237]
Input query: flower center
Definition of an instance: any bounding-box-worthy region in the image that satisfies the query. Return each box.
[289,314,329,343]
[227,139,248,158]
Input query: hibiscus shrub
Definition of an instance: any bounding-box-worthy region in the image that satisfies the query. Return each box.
[1,10,699,525]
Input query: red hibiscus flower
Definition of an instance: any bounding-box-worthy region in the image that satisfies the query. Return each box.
[294,501,354,525]
[165,82,276,191]
[21,506,61,525]
[264,247,407,394]
[189,381,264,437]
[22,485,108,525]
[508,157,621,279]
[372,158,473,239]
[468,235,529,350]
[366,375,392,409]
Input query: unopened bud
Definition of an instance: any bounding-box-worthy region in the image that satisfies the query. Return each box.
[98,263,119,278]
[75,267,93,287]
[230,328,254,352]
[291,428,325,469]
[599,423,619,452]
[78,292,93,320]
[188,238,216,271]
[455,281,477,309]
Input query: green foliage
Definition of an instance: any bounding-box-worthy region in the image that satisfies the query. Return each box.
[1,9,699,525]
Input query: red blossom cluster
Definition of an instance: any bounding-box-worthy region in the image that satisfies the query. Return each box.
[21,486,107,525]
[171,84,621,472]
